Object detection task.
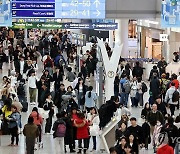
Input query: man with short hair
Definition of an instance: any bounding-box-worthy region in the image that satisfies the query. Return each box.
[165,82,179,116]
[147,103,164,134]
[127,117,143,144]
[23,117,39,154]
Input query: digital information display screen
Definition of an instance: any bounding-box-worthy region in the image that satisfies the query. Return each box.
[162,0,180,27]
[12,0,105,19]
[0,0,12,26]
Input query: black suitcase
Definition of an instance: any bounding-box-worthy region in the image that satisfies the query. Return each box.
[18,95,28,112]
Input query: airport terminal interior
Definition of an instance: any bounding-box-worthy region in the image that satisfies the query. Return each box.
[0,0,180,154]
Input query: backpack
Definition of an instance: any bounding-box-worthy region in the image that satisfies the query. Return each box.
[17,84,25,96]
[172,90,179,102]
[56,120,66,137]
[142,82,148,93]
[123,81,131,93]
[45,60,52,68]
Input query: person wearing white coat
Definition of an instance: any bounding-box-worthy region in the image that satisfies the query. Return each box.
[87,108,100,151]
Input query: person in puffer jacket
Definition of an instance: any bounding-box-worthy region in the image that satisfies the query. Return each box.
[74,112,90,154]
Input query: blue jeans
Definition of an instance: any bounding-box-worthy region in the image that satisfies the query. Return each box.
[131,97,138,107]
[120,92,129,106]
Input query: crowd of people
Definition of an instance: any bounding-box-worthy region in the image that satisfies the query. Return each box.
[0,27,179,154]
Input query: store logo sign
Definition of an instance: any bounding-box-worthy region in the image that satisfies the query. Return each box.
[160,34,169,41]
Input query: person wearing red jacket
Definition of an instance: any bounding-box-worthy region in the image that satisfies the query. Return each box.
[74,112,90,154]
[44,55,54,75]
[30,107,43,147]
[157,132,174,154]
[170,74,179,89]
[157,144,174,154]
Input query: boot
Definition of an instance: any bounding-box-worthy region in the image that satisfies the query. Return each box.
[83,149,87,154]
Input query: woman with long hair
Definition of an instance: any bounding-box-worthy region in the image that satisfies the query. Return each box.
[75,78,87,110]
[85,86,97,112]
[87,107,100,152]
[74,112,90,154]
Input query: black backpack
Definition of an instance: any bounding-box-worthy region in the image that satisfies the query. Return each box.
[17,84,25,96]
[142,82,148,93]
[45,61,52,68]
[172,90,179,102]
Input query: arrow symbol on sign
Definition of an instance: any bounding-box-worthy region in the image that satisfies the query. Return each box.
[65,24,69,28]
[93,10,101,16]
[93,0,100,8]
[92,24,96,28]
[37,24,41,28]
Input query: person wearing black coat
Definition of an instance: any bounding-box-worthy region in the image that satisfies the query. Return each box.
[115,137,127,154]
[127,117,143,145]
[114,76,120,97]
[150,74,161,102]
[36,76,46,106]
[141,103,151,119]
[0,47,7,70]
[115,122,130,141]
[127,133,139,154]
[74,78,87,108]
[38,83,50,108]
[157,57,167,76]
[149,66,159,81]
[42,70,52,90]
[160,116,179,149]
[60,111,76,153]
[141,118,151,150]
[132,62,143,80]
[99,96,120,129]
[15,56,29,74]
[53,67,64,92]
[54,84,66,113]
[156,98,167,117]
[81,62,88,81]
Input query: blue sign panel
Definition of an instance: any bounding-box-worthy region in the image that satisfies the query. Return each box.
[0,0,12,26]
[12,0,105,19]
[64,23,118,30]
[161,0,180,27]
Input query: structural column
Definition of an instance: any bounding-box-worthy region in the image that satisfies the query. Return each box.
[24,29,28,45]
[115,19,129,58]
[109,30,114,48]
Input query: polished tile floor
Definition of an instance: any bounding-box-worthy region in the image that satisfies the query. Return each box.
[0,58,179,154]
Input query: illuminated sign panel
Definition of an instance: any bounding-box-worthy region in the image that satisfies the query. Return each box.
[12,0,105,19]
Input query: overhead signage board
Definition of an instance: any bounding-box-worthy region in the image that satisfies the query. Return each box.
[12,0,105,19]
[161,0,180,27]
[64,23,118,29]
[12,23,63,29]
[0,0,12,26]
[12,22,118,30]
